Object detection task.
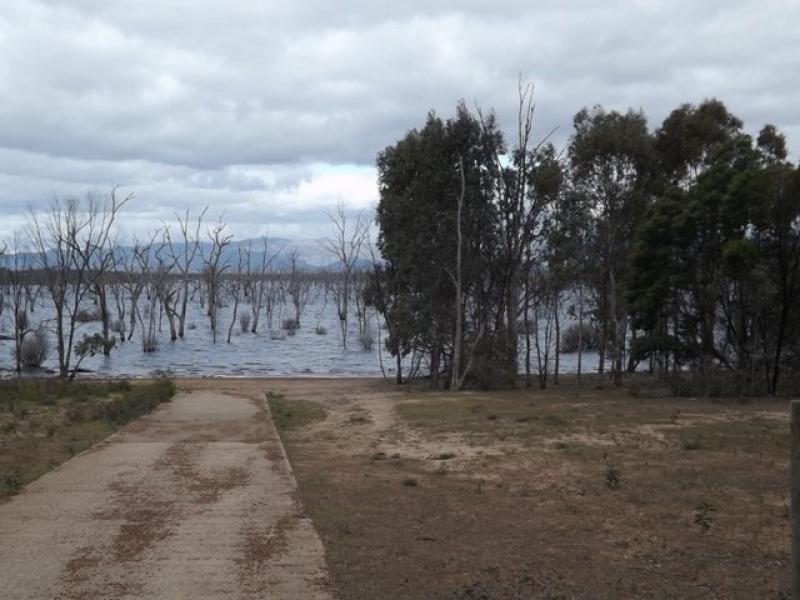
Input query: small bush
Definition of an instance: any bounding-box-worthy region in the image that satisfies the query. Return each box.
[270,330,286,340]
[74,333,114,366]
[604,460,621,490]
[358,331,375,351]
[239,312,251,333]
[315,325,327,335]
[75,309,101,323]
[402,477,418,487]
[694,501,716,531]
[560,322,600,353]
[282,319,299,332]
[431,452,455,461]
[682,434,704,451]
[112,319,126,335]
[2,467,23,494]
[187,322,197,330]
[465,332,517,390]
[18,330,50,368]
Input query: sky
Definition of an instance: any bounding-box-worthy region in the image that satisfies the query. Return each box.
[1,0,798,241]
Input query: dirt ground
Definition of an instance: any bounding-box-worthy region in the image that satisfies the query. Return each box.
[0,385,333,600]
[258,376,792,599]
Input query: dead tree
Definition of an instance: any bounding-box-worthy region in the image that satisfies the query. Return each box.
[168,206,207,338]
[286,249,311,326]
[323,204,369,347]
[250,237,280,333]
[202,219,232,343]
[226,246,246,343]
[3,233,33,371]
[154,231,180,341]
[28,188,131,377]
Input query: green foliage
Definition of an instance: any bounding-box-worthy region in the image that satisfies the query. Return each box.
[694,501,716,531]
[463,332,518,390]
[559,322,599,353]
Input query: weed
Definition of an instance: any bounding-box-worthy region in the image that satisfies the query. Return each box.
[239,312,252,333]
[2,467,23,494]
[18,329,50,368]
[402,477,418,487]
[431,452,456,460]
[358,331,375,351]
[682,434,704,451]
[604,458,621,490]
[694,502,716,531]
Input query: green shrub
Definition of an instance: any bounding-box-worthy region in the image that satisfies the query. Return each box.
[560,322,599,353]
[465,332,517,390]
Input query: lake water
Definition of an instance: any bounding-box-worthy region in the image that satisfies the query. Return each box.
[0,288,601,379]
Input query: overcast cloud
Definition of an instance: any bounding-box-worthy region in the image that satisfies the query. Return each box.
[1,0,798,240]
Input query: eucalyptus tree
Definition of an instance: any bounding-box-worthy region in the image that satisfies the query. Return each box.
[568,106,657,386]
[629,100,755,380]
[477,82,560,379]
[377,103,500,387]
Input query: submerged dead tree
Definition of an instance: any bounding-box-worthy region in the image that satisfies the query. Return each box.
[323,204,369,348]
[28,188,131,377]
[202,219,232,343]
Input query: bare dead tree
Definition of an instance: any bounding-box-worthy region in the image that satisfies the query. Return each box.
[119,238,147,342]
[130,233,160,352]
[285,249,311,327]
[88,230,118,356]
[168,206,207,338]
[27,188,131,377]
[2,234,33,371]
[226,246,246,343]
[250,237,280,333]
[322,204,369,348]
[202,218,233,343]
[153,231,180,341]
[108,245,128,341]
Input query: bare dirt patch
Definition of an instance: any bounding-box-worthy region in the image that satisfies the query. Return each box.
[268,377,792,599]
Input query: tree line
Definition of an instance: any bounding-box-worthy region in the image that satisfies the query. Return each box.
[371,86,800,396]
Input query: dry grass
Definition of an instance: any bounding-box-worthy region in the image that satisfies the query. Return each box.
[266,376,791,599]
[0,378,175,499]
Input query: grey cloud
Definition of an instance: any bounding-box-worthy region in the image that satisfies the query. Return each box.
[0,0,798,238]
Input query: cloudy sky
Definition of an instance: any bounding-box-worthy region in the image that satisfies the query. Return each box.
[1,1,797,240]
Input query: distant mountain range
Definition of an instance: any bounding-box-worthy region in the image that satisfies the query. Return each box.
[4,238,374,272]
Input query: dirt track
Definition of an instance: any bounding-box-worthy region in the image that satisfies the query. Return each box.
[0,389,333,599]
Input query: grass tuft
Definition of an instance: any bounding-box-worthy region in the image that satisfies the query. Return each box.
[267,391,327,431]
